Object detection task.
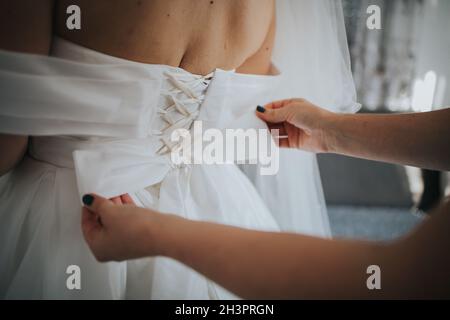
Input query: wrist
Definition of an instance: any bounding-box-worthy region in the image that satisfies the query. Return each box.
[146,212,188,258]
[141,210,169,257]
[318,113,342,153]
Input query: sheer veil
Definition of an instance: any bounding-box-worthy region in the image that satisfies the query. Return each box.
[273,0,360,112]
[241,0,360,237]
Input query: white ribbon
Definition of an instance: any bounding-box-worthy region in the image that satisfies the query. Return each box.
[73,148,171,199]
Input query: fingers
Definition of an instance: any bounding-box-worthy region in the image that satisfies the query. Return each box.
[120,194,135,205]
[81,207,109,262]
[267,123,287,135]
[82,194,113,214]
[256,103,292,124]
[111,196,123,205]
[264,99,294,110]
[81,206,102,242]
[256,99,306,124]
[81,206,98,231]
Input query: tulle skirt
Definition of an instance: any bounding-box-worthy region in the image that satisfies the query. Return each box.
[0,154,279,299]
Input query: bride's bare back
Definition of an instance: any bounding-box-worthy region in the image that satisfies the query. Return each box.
[0,0,275,174]
[55,0,275,75]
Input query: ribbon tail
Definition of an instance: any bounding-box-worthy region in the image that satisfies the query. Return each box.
[73,149,171,200]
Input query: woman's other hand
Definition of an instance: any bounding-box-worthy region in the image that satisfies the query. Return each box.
[81,194,166,262]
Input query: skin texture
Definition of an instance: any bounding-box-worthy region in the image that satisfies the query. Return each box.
[0,0,275,176]
[82,101,450,299]
[54,0,275,76]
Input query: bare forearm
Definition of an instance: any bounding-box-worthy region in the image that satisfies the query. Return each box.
[155,215,397,299]
[326,109,450,171]
[83,201,450,299]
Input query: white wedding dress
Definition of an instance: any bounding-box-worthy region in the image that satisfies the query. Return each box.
[0,0,359,299]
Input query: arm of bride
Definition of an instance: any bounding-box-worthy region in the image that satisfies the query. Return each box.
[81,194,450,299]
[0,0,54,175]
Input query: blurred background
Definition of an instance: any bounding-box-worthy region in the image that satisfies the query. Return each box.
[320,0,450,240]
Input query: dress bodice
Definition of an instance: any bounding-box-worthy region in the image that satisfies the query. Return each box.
[0,37,282,199]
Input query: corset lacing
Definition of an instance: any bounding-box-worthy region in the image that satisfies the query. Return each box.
[155,71,214,157]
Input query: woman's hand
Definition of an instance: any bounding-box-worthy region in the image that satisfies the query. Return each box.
[81,194,167,262]
[256,99,336,153]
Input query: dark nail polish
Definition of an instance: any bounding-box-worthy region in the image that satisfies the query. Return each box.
[82,194,94,206]
[256,105,266,113]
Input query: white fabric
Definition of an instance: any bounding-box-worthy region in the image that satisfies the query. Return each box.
[239,0,360,236]
[273,0,359,112]
[0,0,359,299]
[0,38,283,299]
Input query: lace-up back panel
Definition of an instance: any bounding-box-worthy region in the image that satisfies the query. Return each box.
[154,70,213,155]
[47,37,221,203]
[50,36,216,156]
